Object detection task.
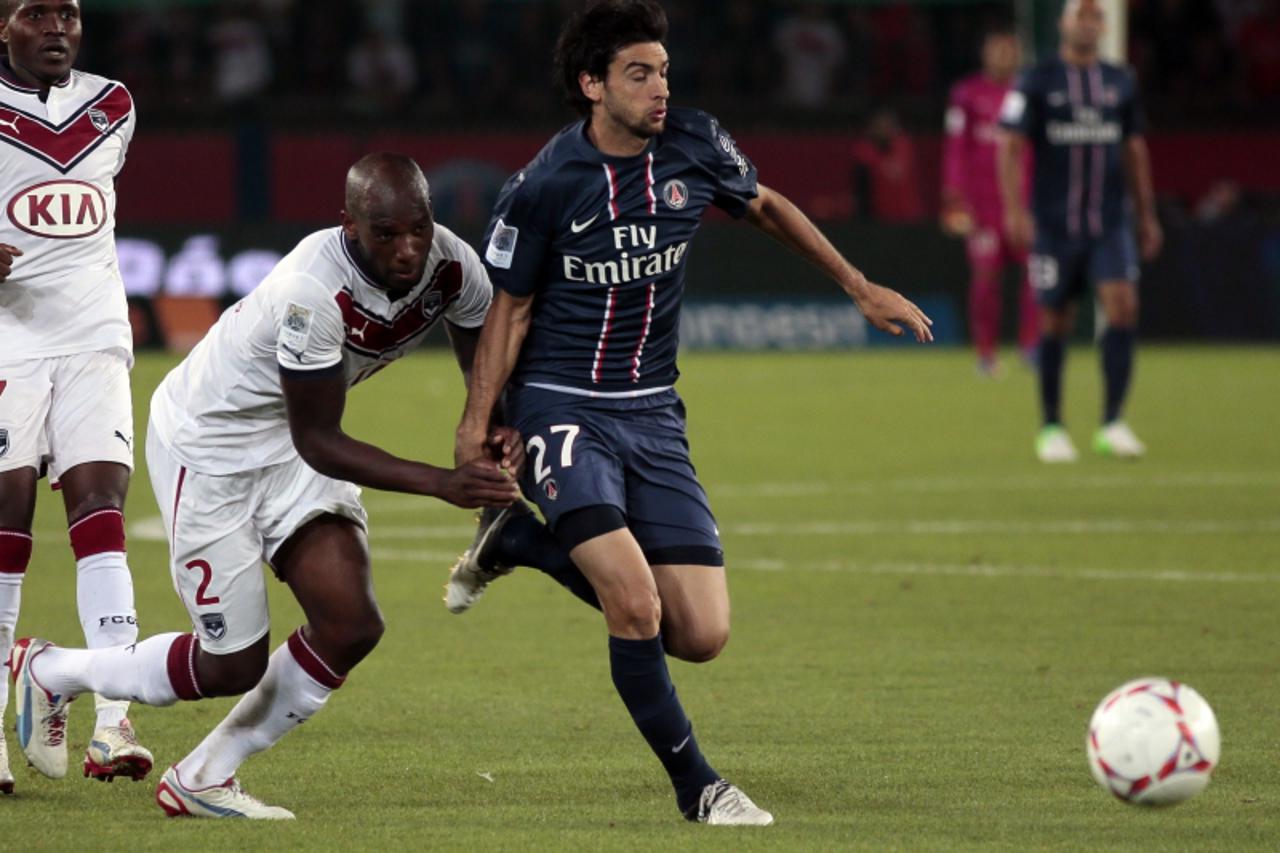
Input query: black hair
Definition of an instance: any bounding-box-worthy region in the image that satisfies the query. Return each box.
[553,0,668,117]
[982,18,1017,40]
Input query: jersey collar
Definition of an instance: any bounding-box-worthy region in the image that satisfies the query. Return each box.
[0,58,72,93]
[569,120,659,165]
[339,231,430,310]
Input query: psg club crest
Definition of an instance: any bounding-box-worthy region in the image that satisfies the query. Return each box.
[88,108,109,134]
[200,612,227,641]
[543,478,559,501]
[0,428,8,459]
[663,179,688,210]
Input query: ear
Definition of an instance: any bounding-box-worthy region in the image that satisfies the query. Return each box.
[339,209,358,240]
[579,70,604,106]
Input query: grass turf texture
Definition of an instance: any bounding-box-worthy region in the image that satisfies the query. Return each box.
[3,345,1278,851]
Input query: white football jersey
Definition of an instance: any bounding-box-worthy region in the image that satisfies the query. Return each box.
[0,65,135,364]
[150,225,492,474]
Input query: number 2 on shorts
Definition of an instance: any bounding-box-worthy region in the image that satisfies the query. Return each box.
[527,424,579,485]
[185,559,221,605]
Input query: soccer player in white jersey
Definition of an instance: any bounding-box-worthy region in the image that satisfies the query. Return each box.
[0,0,153,792]
[9,153,524,818]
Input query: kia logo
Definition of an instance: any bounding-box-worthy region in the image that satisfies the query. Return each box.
[6,179,107,239]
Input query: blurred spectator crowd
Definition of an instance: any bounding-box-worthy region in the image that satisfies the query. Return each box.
[73,0,1279,131]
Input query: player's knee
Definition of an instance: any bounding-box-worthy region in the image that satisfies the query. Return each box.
[604,589,662,638]
[314,611,385,668]
[669,626,729,664]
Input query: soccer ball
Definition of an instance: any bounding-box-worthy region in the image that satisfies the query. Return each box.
[1086,677,1220,806]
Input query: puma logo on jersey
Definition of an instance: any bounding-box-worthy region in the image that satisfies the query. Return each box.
[348,319,369,342]
[113,430,132,451]
[0,115,19,135]
[570,213,600,234]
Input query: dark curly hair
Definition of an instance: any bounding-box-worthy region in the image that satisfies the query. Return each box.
[553,0,668,117]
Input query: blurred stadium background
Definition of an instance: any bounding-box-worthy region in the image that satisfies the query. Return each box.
[85,0,1280,352]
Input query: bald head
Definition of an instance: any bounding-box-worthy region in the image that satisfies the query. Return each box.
[344,152,432,223]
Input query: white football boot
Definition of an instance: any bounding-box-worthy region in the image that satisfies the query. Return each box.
[1093,421,1146,459]
[444,501,532,614]
[85,718,154,782]
[155,765,295,819]
[9,638,72,779]
[1035,425,1079,464]
[691,779,774,826]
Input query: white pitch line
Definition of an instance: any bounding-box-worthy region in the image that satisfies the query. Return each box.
[355,470,1280,512]
[709,471,1280,498]
[729,519,1280,536]
[364,549,1280,585]
[734,558,1280,584]
[121,516,1280,544]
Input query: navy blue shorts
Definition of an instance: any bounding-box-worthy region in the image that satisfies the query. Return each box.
[508,386,723,567]
[1028,226,1139,308]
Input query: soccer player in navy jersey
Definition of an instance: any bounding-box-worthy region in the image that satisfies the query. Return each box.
[450,0,931,826]
[998,0,1162,462]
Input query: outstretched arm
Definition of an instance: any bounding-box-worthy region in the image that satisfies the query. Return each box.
[454,289,535,466]
[281,368,519,509]
[743,184,933,342]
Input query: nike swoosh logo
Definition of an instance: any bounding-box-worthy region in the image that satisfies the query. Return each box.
[570,213,600,234]
[671,734,691,754]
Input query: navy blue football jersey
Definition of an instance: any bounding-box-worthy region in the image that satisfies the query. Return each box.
[481,107,758,395]
[999,59,1145,239]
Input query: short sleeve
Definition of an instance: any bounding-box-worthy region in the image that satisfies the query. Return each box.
[115,88,136,176]
[445,240,494,329]
[998,70,1038,136]
[272,273,345,372]
[704,115,759,218]
[1121,69,1146,137]
[481,171,551,298]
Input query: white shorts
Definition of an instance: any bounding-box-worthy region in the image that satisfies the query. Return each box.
[0,351,134,480]
[145,427,367,654]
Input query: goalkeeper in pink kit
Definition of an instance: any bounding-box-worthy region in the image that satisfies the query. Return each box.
[941,22,1037,376]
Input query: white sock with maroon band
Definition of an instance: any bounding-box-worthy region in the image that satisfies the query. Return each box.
[0,528,32,722]
[69,508,139,728]
[30,631,201,708]
[176,628,344,789]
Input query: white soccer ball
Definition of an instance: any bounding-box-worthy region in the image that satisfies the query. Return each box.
[1086,677,1220,806]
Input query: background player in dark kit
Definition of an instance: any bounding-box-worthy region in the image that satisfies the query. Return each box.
[998,0,1161,463]
[451,0,932,827]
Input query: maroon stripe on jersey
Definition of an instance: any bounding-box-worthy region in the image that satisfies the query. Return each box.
[335,259,463,358]
[1066,67,1084,239]
[645,153,657,215]
[1087,65,1105,238]
[591,287,618,384]
[0,84,132,173]
[630,282,657,382]
[603,163,620,220]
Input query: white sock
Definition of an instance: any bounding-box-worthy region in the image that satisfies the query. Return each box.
[176,640,336,788]
[76,551,139,728]
[0,575,19,720]
[33,632,185,707]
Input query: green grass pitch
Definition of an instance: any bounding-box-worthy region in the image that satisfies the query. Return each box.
[4,345,1279,851]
